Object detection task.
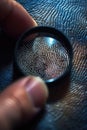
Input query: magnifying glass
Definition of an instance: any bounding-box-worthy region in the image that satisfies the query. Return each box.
[14,26,73,87]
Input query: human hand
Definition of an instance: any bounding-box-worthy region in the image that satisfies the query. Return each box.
[0,0,48,130]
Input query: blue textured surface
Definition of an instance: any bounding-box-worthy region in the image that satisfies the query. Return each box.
[0,0,87,129]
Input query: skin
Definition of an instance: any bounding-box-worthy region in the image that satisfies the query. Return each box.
[0,0,48,130]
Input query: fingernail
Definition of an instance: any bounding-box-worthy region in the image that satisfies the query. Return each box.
[25,76,48,108]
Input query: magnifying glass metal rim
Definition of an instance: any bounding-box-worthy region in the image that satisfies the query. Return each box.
[14,26,73,86]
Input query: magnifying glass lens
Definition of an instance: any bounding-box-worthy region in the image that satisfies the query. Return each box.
[17,35,69,81]
[14,27,72,85]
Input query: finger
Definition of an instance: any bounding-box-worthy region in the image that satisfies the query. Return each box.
[0,76,48,130]
[0,0,37,38]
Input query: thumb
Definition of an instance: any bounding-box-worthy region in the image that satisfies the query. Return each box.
[0,76,48,130]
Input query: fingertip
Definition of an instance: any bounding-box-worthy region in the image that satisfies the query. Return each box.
[0,0,37,38]
[0,76,48,129]
[25,76,49,108]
